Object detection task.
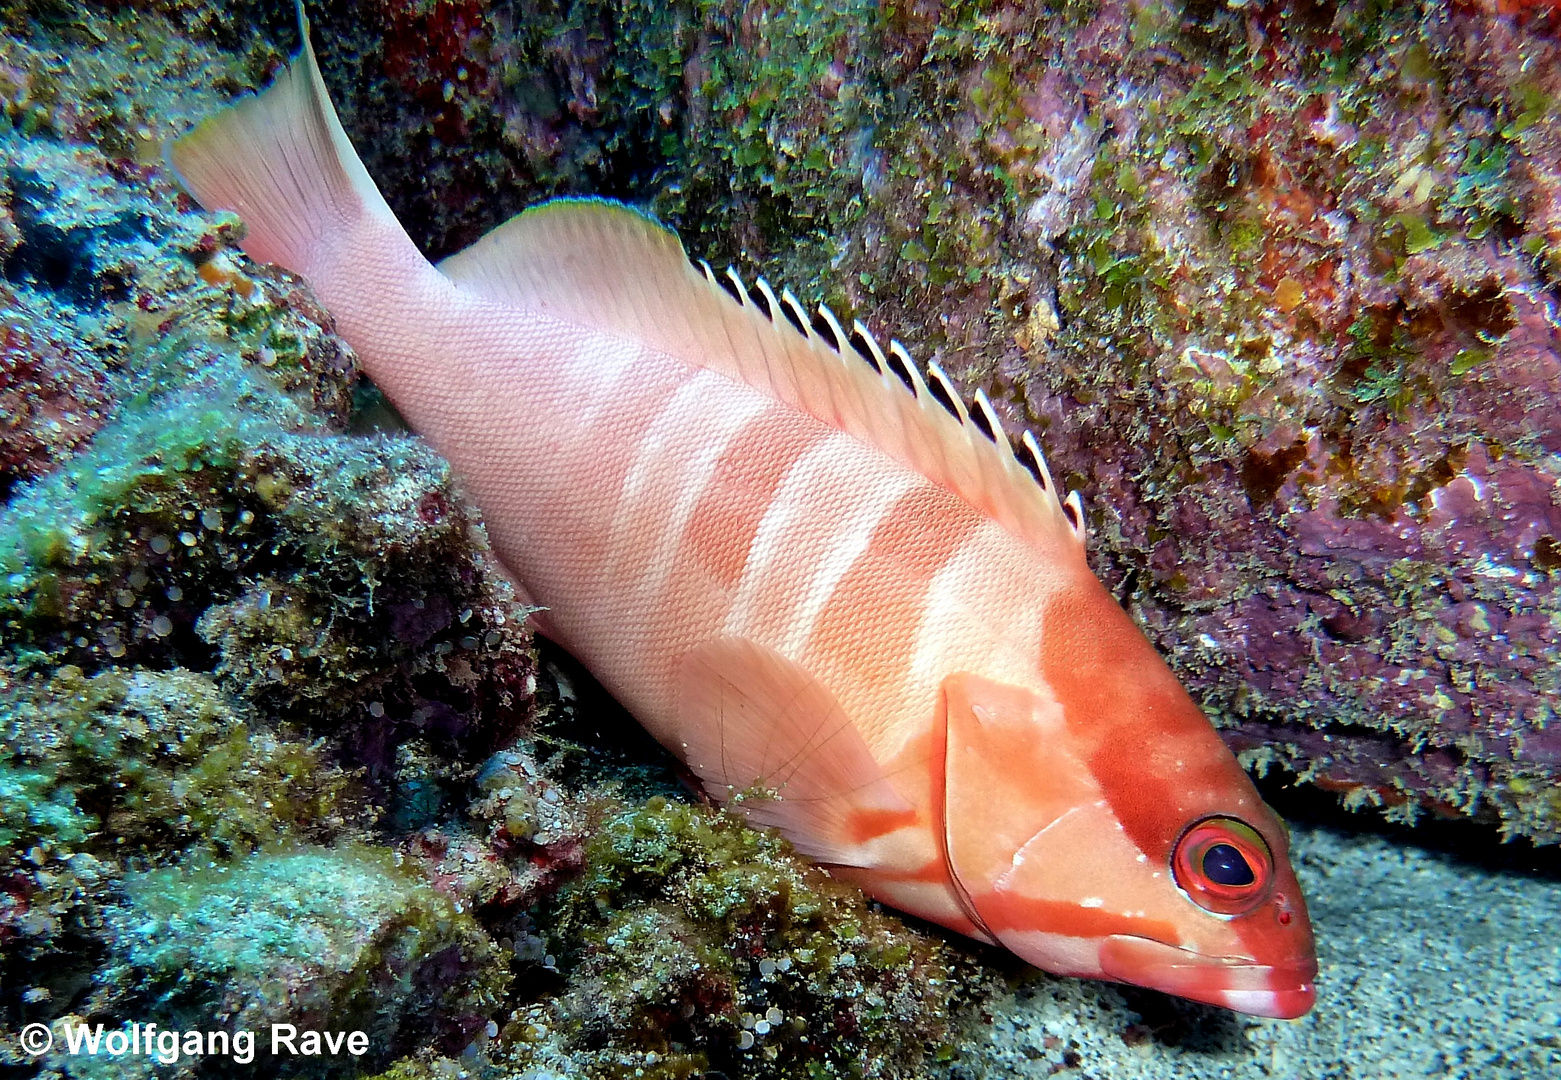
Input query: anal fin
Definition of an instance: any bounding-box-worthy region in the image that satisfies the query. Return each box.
[676,637,914,866]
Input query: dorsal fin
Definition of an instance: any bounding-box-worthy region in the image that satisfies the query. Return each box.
[436,198,1082,552]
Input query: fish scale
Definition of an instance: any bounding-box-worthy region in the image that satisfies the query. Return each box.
[166,3,1318,1019]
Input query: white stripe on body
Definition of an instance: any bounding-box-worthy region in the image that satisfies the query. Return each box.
[724,433,919,658]
[599,367,770,640]
[898,524,1056,736]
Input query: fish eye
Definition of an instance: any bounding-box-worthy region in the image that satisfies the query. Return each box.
[1172,817,1274,916]
[1203,843,1254,885]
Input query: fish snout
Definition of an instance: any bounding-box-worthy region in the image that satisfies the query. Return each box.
[1098,934,1317,1019]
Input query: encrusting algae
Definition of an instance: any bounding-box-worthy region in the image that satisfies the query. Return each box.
[531,798,990,1079]
[101,847,512,1066]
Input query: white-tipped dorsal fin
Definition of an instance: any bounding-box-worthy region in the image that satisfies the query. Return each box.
[779,287,811,337]
[925,360,968,423]
[752,276,781,322]
[435,198,1082,552]
[725,267,750,307]
[849,320,887,373]
[972,391,1011,457]
[813,303,849,354]
[1063,489,1087,543]
[1020,430,1056,494]
[889,341,930,400]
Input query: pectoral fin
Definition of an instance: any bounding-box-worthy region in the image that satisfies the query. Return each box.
[676,637,914,866]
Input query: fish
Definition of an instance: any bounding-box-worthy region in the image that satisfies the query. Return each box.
[167,6,1317,1018]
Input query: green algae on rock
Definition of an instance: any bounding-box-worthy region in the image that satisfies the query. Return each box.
[0,664,364,1039]
[97,846,511,1063]
[0,664,359,858]
[0,347,533,755]
[500,797,991,1080]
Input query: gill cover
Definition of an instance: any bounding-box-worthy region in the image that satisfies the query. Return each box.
[939,672,1317,1018]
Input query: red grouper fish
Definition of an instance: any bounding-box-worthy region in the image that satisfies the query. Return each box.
[169,8,1317,1018]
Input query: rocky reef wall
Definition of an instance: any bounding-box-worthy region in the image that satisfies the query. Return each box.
[295,0,1561,842]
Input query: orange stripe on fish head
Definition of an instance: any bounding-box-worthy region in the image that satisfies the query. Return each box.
[1053,571,1313,1015]
[938,571,1315,1018]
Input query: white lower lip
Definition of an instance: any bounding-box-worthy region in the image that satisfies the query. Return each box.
[1218,988,1284,1015]
[1097,935,1317,1018]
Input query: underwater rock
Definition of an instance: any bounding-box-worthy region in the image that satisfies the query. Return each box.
[0,361,533,760]
[0,7,349,489]
[510,798,991,1080]
[299,0,530,259]
[0,8,554,1066]
[0,114,532,759]
[0,664,361,858]
[0,283,110,501]
[316,0,1561,840]
[92,846,511,1066]
[0,664,366,1039]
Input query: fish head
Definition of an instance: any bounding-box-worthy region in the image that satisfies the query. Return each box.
[939,580,1316,1018]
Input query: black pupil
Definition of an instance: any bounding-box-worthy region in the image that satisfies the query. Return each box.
[1202,843,1255,887]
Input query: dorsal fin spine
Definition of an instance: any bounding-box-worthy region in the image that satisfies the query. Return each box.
[883,341,918,395]
[925,360,968,424]
[754,276,781,322]
[851,320,887,373]
[780,288,811,337]
[890,341,931,402]
[816,304,848,355]
[1064,489,1087,542]
[1020,430,1056,494]
[719,266,788,398]
[724,267,749,307]
[973,391,1018,468]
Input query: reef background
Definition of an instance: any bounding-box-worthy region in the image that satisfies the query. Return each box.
[281,0,1561,843]
[1,0,1559,1078]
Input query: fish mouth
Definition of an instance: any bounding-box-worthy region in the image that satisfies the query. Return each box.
[1098,935,1317,1019]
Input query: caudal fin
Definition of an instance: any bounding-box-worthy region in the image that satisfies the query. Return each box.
[166,1,397,275]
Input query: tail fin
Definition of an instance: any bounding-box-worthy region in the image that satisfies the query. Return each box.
[166,1,397,275]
